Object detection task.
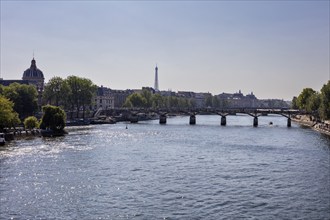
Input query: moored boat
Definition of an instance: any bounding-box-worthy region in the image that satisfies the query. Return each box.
[66,119,91,126]
[41,129,67,137]
[90,116,116,124]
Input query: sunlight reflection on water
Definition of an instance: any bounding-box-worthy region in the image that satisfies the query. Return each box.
[0,115,329,219]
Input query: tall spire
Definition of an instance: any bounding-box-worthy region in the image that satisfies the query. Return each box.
[31,57,36,69]
[154,64,159,91]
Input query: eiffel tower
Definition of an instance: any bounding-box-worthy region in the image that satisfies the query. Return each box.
[154,65,159,91]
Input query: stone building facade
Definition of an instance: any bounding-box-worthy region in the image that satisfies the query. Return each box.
[94,86,115,110]
[0,58,45,108]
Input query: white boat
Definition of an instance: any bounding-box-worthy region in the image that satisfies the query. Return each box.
[0,133,5,146]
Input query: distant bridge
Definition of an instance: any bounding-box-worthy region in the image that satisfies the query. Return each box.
[95,107,310,127]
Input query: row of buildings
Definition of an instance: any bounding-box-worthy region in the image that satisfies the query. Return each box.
[0,58,289,111]
[94,86,289,110]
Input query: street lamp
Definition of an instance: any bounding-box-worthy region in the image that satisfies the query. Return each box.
[53,86,61,106]
[36,86,43,112]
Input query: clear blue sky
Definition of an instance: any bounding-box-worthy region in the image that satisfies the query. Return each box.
[1,1,329,100]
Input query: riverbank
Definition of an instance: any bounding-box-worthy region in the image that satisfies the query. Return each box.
[2,128,41,141]
[292,115,330,136]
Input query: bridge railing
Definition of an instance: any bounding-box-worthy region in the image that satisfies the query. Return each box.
[102,107,308,115]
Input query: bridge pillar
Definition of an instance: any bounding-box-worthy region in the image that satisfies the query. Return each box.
[159,114,167,124]
[221,116,226,126]
[189,115,196,125]
[253,116,258,127]
[130,115,138,123]
[287,118,291,127]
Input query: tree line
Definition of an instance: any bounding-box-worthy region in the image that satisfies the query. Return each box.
[0,75,97,132]
[122,89,228,109]
[42,76,97,118]
[0,83,38,131]
[292,80,330,120]
[123,89,196,109]
[3,76,327,132]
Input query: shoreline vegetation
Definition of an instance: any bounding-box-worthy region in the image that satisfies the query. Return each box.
[291,80,330,136]
[1,78,329,143]
[1,113,330,144]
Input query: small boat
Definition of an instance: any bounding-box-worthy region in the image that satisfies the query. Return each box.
[66,119,90,126]
[0,133,6,146]
[90,116,116,124]
[41,129,67,137]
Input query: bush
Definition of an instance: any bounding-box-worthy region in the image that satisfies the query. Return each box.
[319,81,330,120]
[24,116,39,130]
[39,105,66,132]
[0,95,21,131]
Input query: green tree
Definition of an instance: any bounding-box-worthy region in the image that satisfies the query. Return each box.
[2,83,38,119]
[123,100,133,108]
[219,98,229,109]
[141,89,153,108]
[296,88,316,111]
[124,93,195,109]
[39,105,66,132]
[66,76,80,118]
[123,93,147,108]
[177,97,186,108]
[24,116,39,130]
[167,96,179,108]
[205,95,220,108]
[212,96,220,108]
[79,78,97,118]
[152,94,165,108]
[0,95,21,132]
[292,96,298,109]
[319,81,330,120]
[189,98,196,108]
[205,96,213,107]
[65,76,97,118]
[43,76,70,107]
[306,92,321,113]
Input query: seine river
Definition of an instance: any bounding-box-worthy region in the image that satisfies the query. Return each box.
[1,115,329,219]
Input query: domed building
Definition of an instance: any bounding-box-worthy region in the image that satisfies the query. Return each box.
[0,57,46,110]
[22,58,45,92]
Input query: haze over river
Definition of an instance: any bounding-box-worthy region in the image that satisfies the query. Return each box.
[1,115,329,219]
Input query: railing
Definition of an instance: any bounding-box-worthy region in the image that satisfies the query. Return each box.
[99,107,308,116]
[97,107,311,127]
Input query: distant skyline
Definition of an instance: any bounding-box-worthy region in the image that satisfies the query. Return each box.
[1,1,329,100]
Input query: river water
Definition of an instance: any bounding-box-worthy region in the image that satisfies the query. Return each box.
[0,115,329,219]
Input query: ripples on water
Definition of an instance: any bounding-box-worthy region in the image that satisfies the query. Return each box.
[0,115,329,219]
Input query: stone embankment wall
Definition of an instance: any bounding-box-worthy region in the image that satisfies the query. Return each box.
[292,115,330,136]
[313,122,330,136]
[3,128,41,141]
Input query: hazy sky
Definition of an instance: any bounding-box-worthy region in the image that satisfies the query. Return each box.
[1,1,329,100]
